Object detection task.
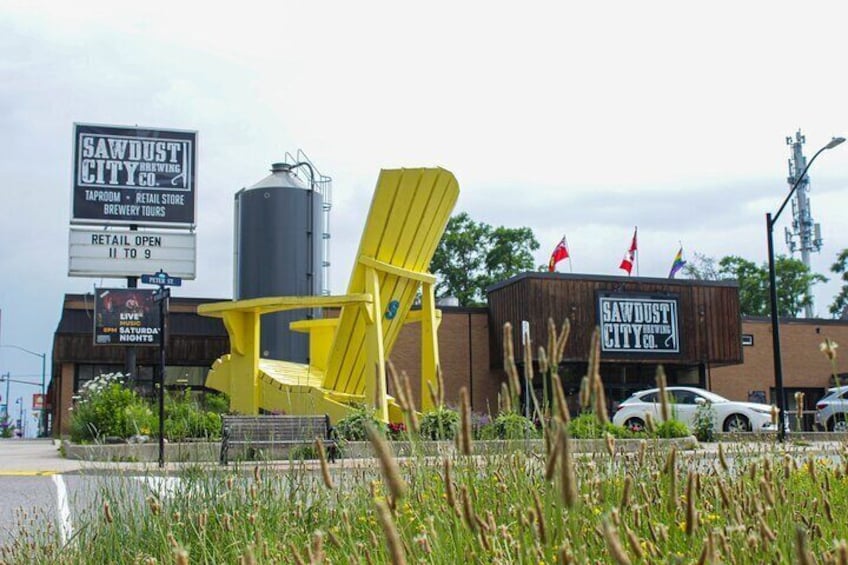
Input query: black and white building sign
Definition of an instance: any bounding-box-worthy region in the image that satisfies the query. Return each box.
[597,293,680,354]
[72,123,197,227]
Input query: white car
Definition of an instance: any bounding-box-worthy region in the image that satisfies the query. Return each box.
[613,386,776,433]
[815,385,848,431]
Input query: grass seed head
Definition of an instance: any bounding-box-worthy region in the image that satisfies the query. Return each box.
[656,366,670,422]
[387,360,408,412]
[578,376,591,410]
[602,519,632,565]
[460,486,477,533]
[315,438,334,490]
[443,458,457,512]
[559,429,579,508]
[401,371,420,432]
[367,423,407,500]
[552,373,571,423]
[147,496,161,516]
[555,318,571,366]
[458,387,473,456]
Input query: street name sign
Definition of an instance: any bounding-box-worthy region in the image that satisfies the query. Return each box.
[142,272,182,287]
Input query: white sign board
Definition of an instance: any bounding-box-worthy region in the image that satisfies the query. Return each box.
[69,228,196,279]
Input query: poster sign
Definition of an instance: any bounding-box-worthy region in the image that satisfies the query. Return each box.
[94,288,161,346]
[68,228,196,279]
[32,394,45,411]
[596,292,680,354]
[71,123,197,227]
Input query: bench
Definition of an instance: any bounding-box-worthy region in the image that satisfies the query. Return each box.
[219,415,337,465]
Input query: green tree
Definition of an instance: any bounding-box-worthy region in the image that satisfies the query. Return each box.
[829,249,848,317]
[718,256,769,316]
[716,254,826,317]
[430,213,539,306]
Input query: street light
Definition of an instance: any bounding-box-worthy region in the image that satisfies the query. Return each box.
[767,136,845,441]
[0,344,47,437]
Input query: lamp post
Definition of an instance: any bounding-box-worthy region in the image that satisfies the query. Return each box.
[0,344,47,437]
[767,136,845,441]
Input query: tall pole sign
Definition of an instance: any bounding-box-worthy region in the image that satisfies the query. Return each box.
[71,124,197,228]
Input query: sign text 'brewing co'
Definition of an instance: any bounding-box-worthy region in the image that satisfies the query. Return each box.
[596,292,680,354]
[71,123,197,227]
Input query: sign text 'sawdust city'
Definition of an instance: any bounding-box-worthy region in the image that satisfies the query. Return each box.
[72,124,197,226]
[597,294,680,354]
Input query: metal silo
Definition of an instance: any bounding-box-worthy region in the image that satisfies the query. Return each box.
[234,160,327,362]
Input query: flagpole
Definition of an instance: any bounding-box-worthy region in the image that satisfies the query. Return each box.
[634,227,639,277]
[564,234,573,273]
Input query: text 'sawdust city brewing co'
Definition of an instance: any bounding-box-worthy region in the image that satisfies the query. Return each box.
[67,123,199,355]
[72,124,197,225]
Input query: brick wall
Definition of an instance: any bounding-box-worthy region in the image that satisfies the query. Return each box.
[711,318,848,401]
[389,309,505,415]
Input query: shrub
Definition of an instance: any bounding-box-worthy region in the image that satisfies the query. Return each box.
[0,416,14,438]
[654,419,691,439]
[693,401,716,442]
[164,391,222,441]
[419,406,459,440]
[567,412,641,439]
[203,392,230,414]
[69,373,155,443]
[333,405,386,441]
[490,411,537,440]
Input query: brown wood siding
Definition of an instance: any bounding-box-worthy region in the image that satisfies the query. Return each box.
[53,333,229,366]
[487,273,742,367]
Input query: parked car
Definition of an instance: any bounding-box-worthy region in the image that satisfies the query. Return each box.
[613,386,776,433]
[815,385,848,431]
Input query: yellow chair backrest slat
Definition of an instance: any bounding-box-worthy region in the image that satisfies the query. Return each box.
[323,168,459,395]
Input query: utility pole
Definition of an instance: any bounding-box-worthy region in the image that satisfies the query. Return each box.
[784,130,824,318]
[1,373,9,421]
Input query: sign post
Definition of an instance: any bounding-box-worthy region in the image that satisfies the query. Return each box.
[142,271,180,468]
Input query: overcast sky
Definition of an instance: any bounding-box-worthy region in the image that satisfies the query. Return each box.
[2,1,847,433]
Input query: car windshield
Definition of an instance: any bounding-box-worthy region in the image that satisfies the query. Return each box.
[694,389,729,403]
[823,387,848,400]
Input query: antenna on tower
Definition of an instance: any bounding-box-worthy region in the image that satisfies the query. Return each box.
[783,129,822,317]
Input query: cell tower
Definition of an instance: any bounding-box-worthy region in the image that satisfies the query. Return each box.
[783,130,823,318]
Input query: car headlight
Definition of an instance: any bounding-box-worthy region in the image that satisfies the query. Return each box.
[750,407,772,415]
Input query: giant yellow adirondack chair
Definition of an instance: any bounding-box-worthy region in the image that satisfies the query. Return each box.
[198,167,459,423]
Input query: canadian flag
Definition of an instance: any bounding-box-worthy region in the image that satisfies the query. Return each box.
[619,228,638,275]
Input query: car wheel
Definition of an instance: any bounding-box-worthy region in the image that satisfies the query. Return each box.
[723,414,750,433]
[828,416,848,432]
[624,417,646,432]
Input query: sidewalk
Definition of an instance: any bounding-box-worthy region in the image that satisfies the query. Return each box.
[1,437,844,476]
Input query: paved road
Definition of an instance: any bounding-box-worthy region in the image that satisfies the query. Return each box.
[0,439,173,548]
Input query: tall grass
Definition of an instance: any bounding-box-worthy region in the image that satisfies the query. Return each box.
[6,443,848,563]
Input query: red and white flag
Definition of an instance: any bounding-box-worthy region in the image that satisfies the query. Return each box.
[619,227,638,275]
[548,237,569,272]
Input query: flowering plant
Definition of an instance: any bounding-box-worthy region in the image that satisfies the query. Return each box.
[69,372,155,443]
[387,421,407,440]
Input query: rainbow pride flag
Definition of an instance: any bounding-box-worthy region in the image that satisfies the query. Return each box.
[668,246,686,279]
